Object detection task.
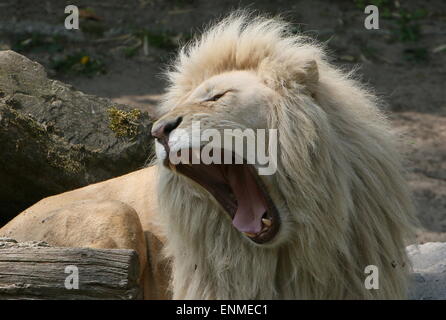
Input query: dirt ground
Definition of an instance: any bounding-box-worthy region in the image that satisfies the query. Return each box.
[0,0,445,241]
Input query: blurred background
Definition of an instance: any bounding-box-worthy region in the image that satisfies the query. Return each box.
[0,0,445,241]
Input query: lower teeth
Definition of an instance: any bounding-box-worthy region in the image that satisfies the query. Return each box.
[243,232,257,238]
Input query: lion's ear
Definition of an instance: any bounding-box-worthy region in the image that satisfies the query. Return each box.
[259,58,319,93]
[295,59,319,91]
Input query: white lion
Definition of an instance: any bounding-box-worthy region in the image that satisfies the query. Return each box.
[1,13,417,299]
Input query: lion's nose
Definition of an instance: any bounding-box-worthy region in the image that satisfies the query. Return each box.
[151,116,183,144]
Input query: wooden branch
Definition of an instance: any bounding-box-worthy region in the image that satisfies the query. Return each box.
[0,238,142,300]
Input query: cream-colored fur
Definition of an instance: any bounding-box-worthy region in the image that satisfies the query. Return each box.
[0,13,417,300]
[0,167,170,299]
[155,13,418,299]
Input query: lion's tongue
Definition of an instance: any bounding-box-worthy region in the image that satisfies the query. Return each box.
[227,166,266,234]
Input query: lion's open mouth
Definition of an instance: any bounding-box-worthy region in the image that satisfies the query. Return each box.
[164,148,280,244]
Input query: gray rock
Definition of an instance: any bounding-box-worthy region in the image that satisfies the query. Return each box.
[0,50,154,225]
[408,242,446,299]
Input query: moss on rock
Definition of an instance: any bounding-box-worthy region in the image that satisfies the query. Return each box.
[107,106,141,138]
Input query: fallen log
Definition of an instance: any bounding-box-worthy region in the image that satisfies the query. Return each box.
[0,238,141,299]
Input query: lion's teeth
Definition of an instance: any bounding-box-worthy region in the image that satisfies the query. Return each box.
[262,218,272,227]
[244,232,257,238]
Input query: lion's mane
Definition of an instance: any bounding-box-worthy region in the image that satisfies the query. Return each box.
[156,13,417,299]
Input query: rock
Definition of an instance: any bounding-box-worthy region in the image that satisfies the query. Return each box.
[408,242,446,299]
[0,50,154,225]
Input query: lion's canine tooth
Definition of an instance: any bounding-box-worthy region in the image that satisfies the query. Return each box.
[262,218,272,227]
[244,232,257,238]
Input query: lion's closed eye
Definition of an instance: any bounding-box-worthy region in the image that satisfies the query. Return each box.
[205,90,229,102]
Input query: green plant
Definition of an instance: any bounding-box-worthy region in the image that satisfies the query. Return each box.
[395,9,427,42]
[123,46,140,58]
[50,53,106,77]
[12,33,64,53]
[353,1,428,42]
[403,47,429,63]
[360,45,379,61]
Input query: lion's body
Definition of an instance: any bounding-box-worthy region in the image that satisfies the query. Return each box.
[1,13,417,299]
[0,166,171,299]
